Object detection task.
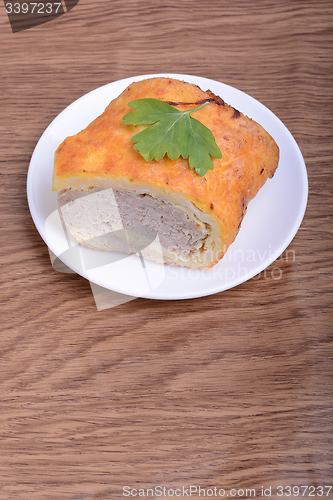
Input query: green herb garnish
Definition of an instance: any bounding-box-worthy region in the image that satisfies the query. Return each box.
[121,98,222,176]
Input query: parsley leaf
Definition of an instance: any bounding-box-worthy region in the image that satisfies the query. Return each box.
[121,98,222,176]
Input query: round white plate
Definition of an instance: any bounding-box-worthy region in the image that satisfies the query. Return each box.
[27,74,308,300]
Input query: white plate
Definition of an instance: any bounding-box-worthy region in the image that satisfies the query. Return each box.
[27,74,308,300]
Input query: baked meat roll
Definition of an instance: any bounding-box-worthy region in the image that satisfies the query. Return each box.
[53,77,279,269]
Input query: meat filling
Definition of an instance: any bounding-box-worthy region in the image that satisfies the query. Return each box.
[114,191,208,252]
[58,188,211,263]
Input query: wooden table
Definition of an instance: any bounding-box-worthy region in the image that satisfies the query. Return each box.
[1,1,332,498]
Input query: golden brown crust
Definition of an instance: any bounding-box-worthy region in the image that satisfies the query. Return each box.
[53,77,279,258]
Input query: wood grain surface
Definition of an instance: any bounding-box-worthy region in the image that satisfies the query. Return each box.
[0,1,332,499]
